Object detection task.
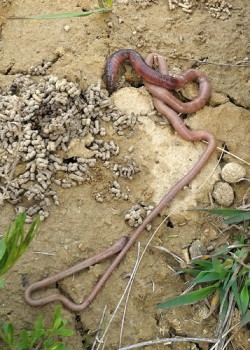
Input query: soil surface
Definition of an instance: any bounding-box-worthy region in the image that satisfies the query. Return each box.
[0,1,249,349]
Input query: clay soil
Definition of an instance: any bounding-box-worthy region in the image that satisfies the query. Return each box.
[0,1,249,349]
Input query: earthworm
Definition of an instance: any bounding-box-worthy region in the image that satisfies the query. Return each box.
[71,53,216,308]
[25,51,216,312]
[105,49,185,94]
[24,236,128,311]
[143,58,212,114]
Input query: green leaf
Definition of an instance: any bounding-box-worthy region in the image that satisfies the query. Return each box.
[34,316,45,338]
[193,270,228,284]
[46,343,69,350]
[218,285,229,321]
[22,216,40,250]
[157,283,220,310]
[181,268,203,277]
[53,306,62,322]
[191,259,213,268]
[224,211,250,224]
[211,244,247,257]
[231,281,243,315]
[52,306,64,330]
[191,208,250,224]
[19,329,32,346]
[0,240,6,260]
[238,268,250,279]
[0,279,5,288]
[53,318,64,331]
[0,214,39,277]
[244,276,250,286]
[240,310,250,326]
[212,257,226,272]
[54,328,74,337]
[192,208,247,217]
[240,285,249,315]
[3,323,14,345]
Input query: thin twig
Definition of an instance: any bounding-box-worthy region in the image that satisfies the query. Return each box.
[210,301,235,350]
[177,56,250,68]
[33,251,56,256]
[118,336,218,350]
[153,245,185,264]
[119,243,141,348]
[91,305,107,350]
[202,140,250,166]
[94,243,141,350]
[229,251,250,270]
[221,322,241,350]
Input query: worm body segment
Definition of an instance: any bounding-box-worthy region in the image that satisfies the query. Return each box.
[24,237,128,311]
[105,49,185,94]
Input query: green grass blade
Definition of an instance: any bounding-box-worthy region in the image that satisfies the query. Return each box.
[0,279,4,288]
[0,240,7,261]
[193,270,228,284]
[157,282,220,310]
[240,285,249,315]
[212,257,224,271]
[3,323,14,345]
[219,285,229,321]
[181,268,203,277]
[21,216,40,251]
[238,268,249,278]
[223,211,250,224]
[240,310,250,326]
[0,214,40,276]
[9,7,111,20]
[211,244,248,257]
[231,281,243,315]
[2,214,24,271]
[191,259,213,268]
[192,208,248,217]
[54,328,74,337]
[223,270,234,289]
[191,208,250,224]
[52,306,62,329]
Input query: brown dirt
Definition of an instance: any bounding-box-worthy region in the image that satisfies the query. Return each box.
[0,1,249,349]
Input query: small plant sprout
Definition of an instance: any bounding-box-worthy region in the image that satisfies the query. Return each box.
[0,213,40,287]
[158,236,249,320]
[0,215,75,349]
[157,207,250,349]
[0,306,74,350]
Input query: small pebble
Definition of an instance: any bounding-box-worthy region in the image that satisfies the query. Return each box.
[189,239,207,259]
[221,162,247,183]
[64,25,70,32]
[212,181,234,206]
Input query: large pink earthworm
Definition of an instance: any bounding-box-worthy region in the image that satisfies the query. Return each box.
[25,50,216,311]
[105,49,184,93]
[24,237,128,311]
